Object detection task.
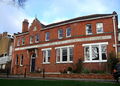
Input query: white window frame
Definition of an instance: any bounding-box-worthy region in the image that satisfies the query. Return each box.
[55,45,74,63]
[66,27,71,37]
[42,48,52,64]
[45,32,50,41]
[96,23,104,34]
[86,24,92,35]
[82,42,108,63]
[58,29,63,39]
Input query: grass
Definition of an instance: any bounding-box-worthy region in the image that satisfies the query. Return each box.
[0,79,119,86]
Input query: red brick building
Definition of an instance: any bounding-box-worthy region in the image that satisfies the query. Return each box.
[12,12,119,74]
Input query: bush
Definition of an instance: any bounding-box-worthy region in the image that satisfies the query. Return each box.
[73,58,83,73]
[91,70,105,74]
[107,52,119,73]
[67,67,72,71]
[81,68,90,74]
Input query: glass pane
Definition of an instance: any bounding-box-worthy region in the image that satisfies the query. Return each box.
[92,45,99,60]
[35,34,39,42]
[48,50,50,62]
[86,24,92,34]
[67,28,71,37]
[56,49,60,62]
[58,29,63,38]
[43,51,46,62]
[101,45,107,60]
[69,47,73,61]
[46,32,50,41]
[85,46,90,61]
[62,48,67,61]
[97,23,103,33]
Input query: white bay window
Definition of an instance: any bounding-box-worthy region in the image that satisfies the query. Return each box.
[83,42,108,62]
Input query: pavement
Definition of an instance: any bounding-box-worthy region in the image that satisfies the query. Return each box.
[0,74,119,83]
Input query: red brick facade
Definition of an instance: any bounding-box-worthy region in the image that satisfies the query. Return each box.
[12,12,118,74]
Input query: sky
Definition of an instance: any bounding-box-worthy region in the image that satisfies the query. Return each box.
[0,0,120,34]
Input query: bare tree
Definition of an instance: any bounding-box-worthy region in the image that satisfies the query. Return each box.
[0,0,27,8]
[13,0,27,7]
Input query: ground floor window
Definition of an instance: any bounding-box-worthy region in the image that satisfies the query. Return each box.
[42,48,51,64]
[20,54,24,66]
[55,45,74,63]
[83,42,108,62]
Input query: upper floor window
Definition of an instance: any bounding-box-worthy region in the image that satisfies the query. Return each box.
[22,37,25,45]
[83,42,108,62]
[20,54,23,66]
[42,48,51,64]
[96,23,103,33]
[17,38,20,46]
[30,36,33,44]
[86,24,92,35]
[66,28,71,37]
[45,32,50,41]
[35,34,39,43]
[58,29,63,39]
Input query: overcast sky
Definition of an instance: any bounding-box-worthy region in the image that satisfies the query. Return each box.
[0,0,120,34]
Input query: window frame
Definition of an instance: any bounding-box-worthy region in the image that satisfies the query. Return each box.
[86,24,92,35]
[42,48,52,64]
[55,45,74,63]
[17,38,20,46]
[45,32,50,41]
[66,27,71,37]
[35,34,40,43]
[20,54,24,66]
[30,36,33,44]
[96,23,104,34]
[83,42,108,63]
[58,29,63,39]
[22,37,25,45]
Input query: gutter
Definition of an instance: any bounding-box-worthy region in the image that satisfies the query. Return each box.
[112,15,118,57]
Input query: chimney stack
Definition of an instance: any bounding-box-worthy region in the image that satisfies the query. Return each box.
[22,19,29,33]
[3,32,8,37]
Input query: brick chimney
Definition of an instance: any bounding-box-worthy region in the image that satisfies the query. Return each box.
[3,32,8,37]
[22,19,29,33]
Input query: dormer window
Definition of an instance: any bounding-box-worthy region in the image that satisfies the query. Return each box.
[86,24,92,35]
[45,32,50,41]
[35,34,39,43]
[30,36,33,44]
[58,29,63,39]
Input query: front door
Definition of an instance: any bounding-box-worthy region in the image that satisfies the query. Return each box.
[30,53,36,72]
[31,58,35,72]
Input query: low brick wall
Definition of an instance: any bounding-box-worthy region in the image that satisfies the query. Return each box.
[27,73,113,80]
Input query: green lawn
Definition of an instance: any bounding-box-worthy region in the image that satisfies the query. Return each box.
[0,79,119,86]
